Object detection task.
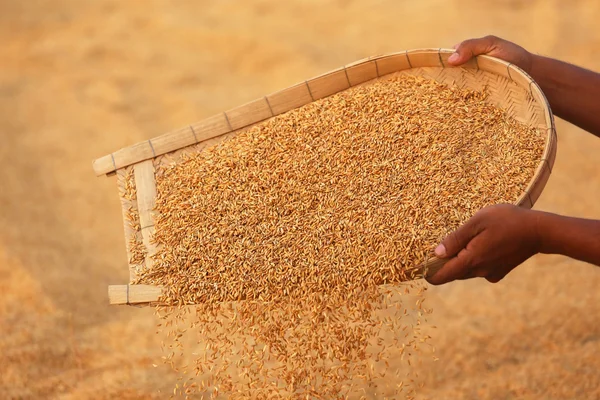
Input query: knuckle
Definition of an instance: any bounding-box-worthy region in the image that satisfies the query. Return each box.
[456,249,474,268]
[447,230,459,245]
[457,39,473,50]
[474,205,498,223]
[460,39,476,48]
[472,208,486,220]
[480,204,496,213]
[445,230,465,255]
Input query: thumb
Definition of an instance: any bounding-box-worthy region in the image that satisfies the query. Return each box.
[434,215,481,259]
[447,36,497,66]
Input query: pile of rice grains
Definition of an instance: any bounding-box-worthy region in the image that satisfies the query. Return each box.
[130,75,545,398]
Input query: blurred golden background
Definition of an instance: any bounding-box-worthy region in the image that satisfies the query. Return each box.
[1,0,599,398]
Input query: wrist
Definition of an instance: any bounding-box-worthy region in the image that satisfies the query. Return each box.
[527,53,540,78]
[531,210,561,255]
[528,209,546,254]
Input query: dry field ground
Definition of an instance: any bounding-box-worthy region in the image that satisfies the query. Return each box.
[1,0,599,398]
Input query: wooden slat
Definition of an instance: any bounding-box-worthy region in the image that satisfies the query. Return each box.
[516,190,534,209]
[306,68,350,100]
[542,98,554,131]
[114,141,155,170]
[345,60,378,86]
[92,114,233,176]
[525,85,548,128]
[226,97,273,130]
[151,126,196,156]
[543,127,558,172]
[527,81,556,175]
[526,160,552,205]
[476,55,512,79]
[116,168,141,281]
[108,285,163,305]
[134,160,157,269]
[374,52,411,76]
[406,49,443,68]
[189,112,232,142]
[508,64,533,92]
[93,154,116,177]
[267,82,314,116]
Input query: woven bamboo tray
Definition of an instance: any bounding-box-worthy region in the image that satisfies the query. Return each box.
[95,48,557,306]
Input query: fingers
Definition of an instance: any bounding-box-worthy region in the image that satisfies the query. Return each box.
[427,218,480,285]
[426,249,474,285]
[427,256,502,285]
[434,215,482,259]
[457,268,488,280]
[447,35,498,66]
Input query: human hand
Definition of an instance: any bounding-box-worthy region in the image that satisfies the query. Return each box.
[426,204,541,285]
[447,35,534,74]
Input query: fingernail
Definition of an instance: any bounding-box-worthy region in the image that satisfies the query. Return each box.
[448,53,459,63]
[434,243,446,257]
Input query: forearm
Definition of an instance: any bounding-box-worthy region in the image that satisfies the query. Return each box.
[530,54,600,137]
[535,211,600,267]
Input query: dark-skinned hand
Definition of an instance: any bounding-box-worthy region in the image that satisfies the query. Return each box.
[427,204,541,285]
[447,35,533,73]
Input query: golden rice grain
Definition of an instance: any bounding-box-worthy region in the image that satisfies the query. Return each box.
[132,74,545,398]
[120,166,146,272]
